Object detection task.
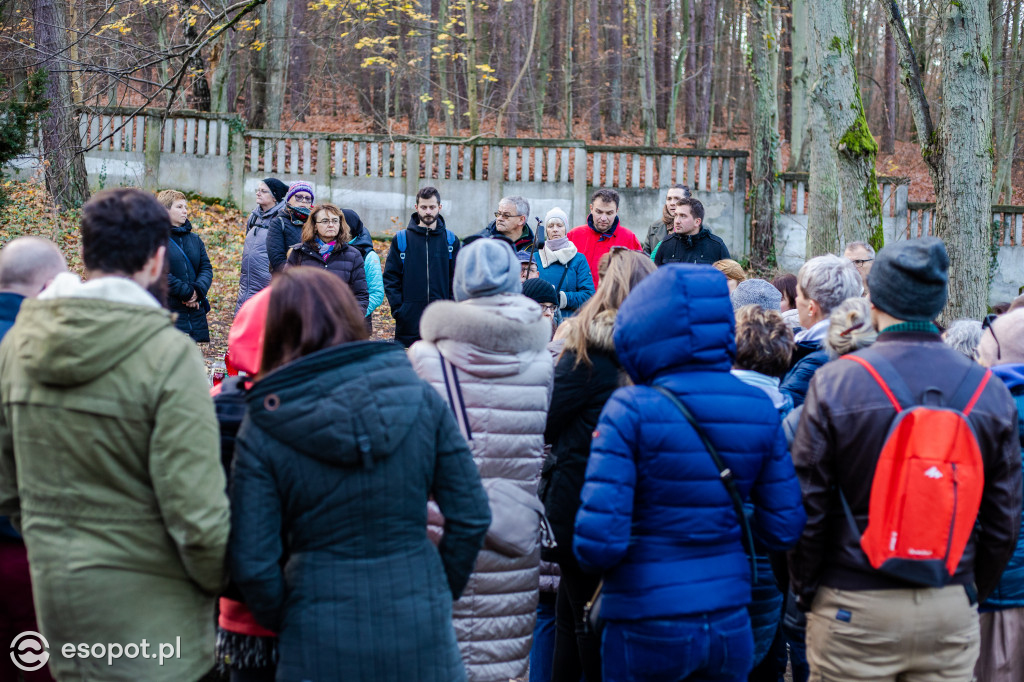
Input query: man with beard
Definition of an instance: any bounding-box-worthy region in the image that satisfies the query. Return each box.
[0,188,229,681]
[643,183,690,255]
[383,186,462,347]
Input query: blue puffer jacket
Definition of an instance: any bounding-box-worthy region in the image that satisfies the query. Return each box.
[982,363,1024,611]
[781,342,828,408]
[573,264,807,621]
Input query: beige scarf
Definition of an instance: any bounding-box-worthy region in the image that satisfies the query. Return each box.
[539,241,579,268]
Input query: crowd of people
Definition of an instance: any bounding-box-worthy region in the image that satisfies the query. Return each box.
[0,181,1022,682]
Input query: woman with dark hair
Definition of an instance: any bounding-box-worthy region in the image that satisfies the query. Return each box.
[285,203,369,313]
[772,273,800,330]
[228,267,491,682]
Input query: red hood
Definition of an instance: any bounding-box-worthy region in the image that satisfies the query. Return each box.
[225,287,271,377]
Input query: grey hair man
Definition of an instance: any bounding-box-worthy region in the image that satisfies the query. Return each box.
[475,195,535,251]
[780,254,862,407]
[843,240,876,295]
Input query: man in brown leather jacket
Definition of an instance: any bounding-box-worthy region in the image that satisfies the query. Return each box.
[789,237,1022,681]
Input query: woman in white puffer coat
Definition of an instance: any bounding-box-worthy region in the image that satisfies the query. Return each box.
[411,238,554,682]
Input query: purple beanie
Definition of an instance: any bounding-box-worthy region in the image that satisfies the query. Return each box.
[285,181,315,204]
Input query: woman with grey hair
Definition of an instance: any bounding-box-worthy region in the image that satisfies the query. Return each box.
[942,319,983,360]
[780,254,862,407]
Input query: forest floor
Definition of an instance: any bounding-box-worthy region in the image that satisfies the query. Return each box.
[0,180,396,376]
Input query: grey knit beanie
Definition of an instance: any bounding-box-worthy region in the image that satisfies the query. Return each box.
[731,278,783,312]
[868,237,949,321]
[453,238,522,301]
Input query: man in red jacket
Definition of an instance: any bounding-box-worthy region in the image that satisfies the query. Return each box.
[567,188,642,288]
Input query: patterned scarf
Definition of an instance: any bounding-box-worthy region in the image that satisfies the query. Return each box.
[316,237,336,262]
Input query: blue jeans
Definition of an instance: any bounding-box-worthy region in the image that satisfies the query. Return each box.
[601,607,754,682]
[530,592,558,682]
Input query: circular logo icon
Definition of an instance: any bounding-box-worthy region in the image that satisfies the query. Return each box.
[11,631,50,672]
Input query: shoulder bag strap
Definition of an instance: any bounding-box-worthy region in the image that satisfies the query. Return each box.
[555,262,570,294]
[168,236,198,282]
[438,350,473,442]
[652,385,757,582]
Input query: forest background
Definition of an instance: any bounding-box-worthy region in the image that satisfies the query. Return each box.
[0,0,1022,323]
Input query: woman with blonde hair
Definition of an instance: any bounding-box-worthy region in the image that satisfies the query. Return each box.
[157,189,213,342]
[714,258,747,292]
[285,203,369,314]
[539,248,656,681]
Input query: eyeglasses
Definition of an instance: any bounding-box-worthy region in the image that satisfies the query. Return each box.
[255,187,270,195]
[983,313,1001,360]
[291,195,313,205]
[494,211,520,219]
[851,258,874,266]
[316,218,341,226]
[540,303,557,313]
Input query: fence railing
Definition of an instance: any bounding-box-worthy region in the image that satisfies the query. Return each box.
[908,202,1024,246]
[779,172,910,219]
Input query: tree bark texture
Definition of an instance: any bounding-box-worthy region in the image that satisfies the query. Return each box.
[588,0,603,138]
[606,0,623,136]
[464,0,480,136]
[684,0,697,136]
[808,0,882,251]
[265,0,289,130]
[694,0,718,146]
[787,0,810,171]
[637,0,657,145]
[31,0,90,209]
[246,4,269,128]
[746,0,779,271]
[881,25,897,153]
[288,0,311,122]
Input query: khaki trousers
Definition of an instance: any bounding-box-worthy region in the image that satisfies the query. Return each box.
[806,585,979,682]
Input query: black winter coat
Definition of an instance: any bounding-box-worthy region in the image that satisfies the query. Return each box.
[166,220,213,342]
[229,341,491,681]
[286,241,369,311]
[653,227,731,266]
[789,331,1023,609]
[538,312,623,567]
[382,215,461,347]
[264,206,306,273]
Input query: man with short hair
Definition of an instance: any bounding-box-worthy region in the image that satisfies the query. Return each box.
[0,236,65,682]
[567,188,642,288]
[474,195,535,251]
[843,240,875,296]
[653,197,731,266]
[383,186,462,347]
[790,237,1022,682]
[0,189,230,681]
[644,183,690,255]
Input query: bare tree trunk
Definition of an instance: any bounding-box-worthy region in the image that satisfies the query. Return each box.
[881,24,897,153]
[667,0,690,143]
[637,0,657,145]
[787,0,810,170]
[808,0,882,250]
[654,0,671,128]
[565,0,575,137]
[31,0,90,209]
[504,0,527,136]
[246,4,269,128]
[806,0,840,258]
[747,0,779,271]
[684,0,697,136]
[992,0,1021,203]
[533,0,551,135]
[694,0,717,146]
[606,0,623,136]
[878,0,992,319]
[186,23,212,112]
[781,0,792,140]
[588,0,603,139]
[265,0,288,129]
[465,0,480,136]
[288,0,310,122]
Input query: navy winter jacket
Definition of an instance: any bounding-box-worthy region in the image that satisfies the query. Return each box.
[382,215,461,347]
[652,227,730,266]
[781,341,829,408]
[166,220,213,342]
[573,264,806,621]
[982,364,1024,611]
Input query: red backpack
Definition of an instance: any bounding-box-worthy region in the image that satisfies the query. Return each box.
[841,350,992,587]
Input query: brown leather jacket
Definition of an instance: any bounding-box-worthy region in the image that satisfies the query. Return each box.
[788,330,1022,610]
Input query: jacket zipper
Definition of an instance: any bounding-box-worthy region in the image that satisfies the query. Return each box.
[425,229,430,299]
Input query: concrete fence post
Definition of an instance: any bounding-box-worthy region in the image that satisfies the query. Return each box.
[228,125,246,208]
[143,115,162,192]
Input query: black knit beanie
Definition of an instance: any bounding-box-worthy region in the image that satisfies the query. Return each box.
[263,177,289,203]
[868,237,949,321]
[522,278,558,306]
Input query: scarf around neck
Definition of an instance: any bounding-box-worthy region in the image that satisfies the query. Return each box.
[540,238,577,267]
[316,237,337,262]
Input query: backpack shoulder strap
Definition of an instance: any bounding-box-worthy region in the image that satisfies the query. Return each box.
[396,230,407,261]
[652,385,757,583]
[947,364,992,416]
[843,349,914,413]
[445,229,456,259]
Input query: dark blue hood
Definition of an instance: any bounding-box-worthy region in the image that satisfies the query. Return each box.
[992,363,1024,393]
[613,264,736,385]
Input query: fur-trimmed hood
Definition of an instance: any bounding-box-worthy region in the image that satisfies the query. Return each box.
[419,294,551,378]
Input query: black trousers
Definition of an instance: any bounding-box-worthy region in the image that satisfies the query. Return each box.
[553,559,603,682]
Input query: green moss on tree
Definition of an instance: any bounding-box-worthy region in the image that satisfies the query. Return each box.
[864,169,885,251]
[839,111,879,157]
[830,37,843,54]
